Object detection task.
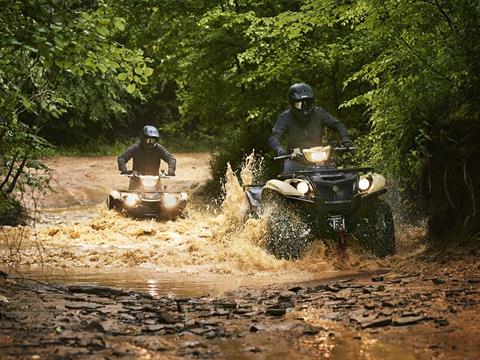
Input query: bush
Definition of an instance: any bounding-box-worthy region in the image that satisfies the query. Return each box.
[0,192,26,226]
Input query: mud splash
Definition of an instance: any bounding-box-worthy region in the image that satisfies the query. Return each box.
[0,153,422,294]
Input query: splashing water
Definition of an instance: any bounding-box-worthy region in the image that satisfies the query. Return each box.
[0,151,405,287]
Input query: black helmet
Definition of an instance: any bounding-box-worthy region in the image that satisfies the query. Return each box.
[287,83,315,121]
[140,125,160,150]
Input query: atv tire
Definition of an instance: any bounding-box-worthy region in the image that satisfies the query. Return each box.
[355,198,395,257]
[106,195,115,210]
[263,191,312,260]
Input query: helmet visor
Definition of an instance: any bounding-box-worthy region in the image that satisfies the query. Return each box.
[145,137,157,145]
[293,99,314,113]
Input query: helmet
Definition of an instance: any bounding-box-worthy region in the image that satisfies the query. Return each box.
[287,83,315,121]
[140,125,160,150]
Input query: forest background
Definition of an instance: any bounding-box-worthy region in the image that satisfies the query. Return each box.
[1,0,479,244]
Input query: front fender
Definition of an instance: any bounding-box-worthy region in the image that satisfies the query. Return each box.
[263,179,302,197]
[361,173,386,198]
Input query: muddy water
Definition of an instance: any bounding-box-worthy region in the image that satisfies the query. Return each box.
[0,153,405,296]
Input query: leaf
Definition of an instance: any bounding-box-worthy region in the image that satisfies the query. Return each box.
[98,64,108,73]
[144,67,154,77]
[114,18,126,31]
[126,83,136,93]
[117,73,128,81]
[97,26,110,37]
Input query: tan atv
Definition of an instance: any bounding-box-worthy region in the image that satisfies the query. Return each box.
[245,146,395,259]
[107,172,188,220]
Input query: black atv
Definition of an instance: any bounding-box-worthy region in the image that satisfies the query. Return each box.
[107,172,188,220]
[245,146,395,259]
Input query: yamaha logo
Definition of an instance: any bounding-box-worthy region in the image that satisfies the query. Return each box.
[332,185,339,192]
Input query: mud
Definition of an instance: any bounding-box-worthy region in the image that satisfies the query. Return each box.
[1,254,479,359]
[1,153,479,359]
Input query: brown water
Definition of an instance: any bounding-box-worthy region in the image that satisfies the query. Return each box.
[0,153,412,296]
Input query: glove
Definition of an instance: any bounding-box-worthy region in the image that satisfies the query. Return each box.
[342,140,353,149]
[276,148,289,157]
[120,170,131,175]
[167,169,175,176]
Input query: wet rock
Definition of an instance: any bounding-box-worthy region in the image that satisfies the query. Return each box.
[467,278,480,284]
[302,324,323,335]
[289,286,303,293]
[266,306,286,316]
[381,299,401,308]
[143,324,166,333]
[249,324,259,332]
[325,284,340,292]
[67,285,130,297]
[431,278,446,285]
[0,271,7,279]
[65,302,103,310]
[371,276,384,282]
[278,291,295,301]
[393,316,425,326]
[361,317,392,329]
[434,318,449,326]
[213,301,237,309]
[246,346,262,353]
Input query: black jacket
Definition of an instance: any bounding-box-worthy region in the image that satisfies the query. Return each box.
[117,142,176,175]
[268,107,351,154]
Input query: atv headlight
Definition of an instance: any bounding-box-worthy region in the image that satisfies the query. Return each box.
[141,176,158,188]
[124,194,140,207]
[296,181,310,195]
[163,193,178,208]
[303,146,332,164]
[358,177,371,191]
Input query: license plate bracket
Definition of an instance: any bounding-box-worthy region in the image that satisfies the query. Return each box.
[328,215,345,231]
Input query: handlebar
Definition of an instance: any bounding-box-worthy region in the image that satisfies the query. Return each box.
[273,146,356,160]
[120,171,173,178]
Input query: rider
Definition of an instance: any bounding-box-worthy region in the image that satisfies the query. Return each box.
[118,125,176,190]
[268,82,353,172]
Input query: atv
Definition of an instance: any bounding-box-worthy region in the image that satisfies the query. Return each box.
[245,146,395,259]
[106,172,188,220]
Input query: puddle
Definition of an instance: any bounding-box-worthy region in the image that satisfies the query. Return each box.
[2,265,359,297]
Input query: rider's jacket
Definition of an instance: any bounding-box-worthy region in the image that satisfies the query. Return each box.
[268,107,351,155]
[117,142,176,175]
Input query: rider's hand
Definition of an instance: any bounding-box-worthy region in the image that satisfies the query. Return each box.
[342,140,353,149]
[120,170,132,175]
[277,148,289,157]
[167,170,175,176]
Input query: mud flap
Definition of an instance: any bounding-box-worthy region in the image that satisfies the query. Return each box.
[245,186,263,212]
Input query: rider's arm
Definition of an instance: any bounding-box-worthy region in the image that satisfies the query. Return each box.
[268,112,289,155]
[318,108,352,145]
[118,144,138,173]
[156,144,176,175]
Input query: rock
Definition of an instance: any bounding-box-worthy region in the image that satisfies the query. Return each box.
[302,325,323,335]
[0,271,7,279]
[431,278,445,285]
[278,291,295,301]
[364,302,376,310]
[393,316,425,326]
[434,318,449,326]
[67,285,130,297]
[249,324,259,332]
[142,324,166,333]
[361,317,392,329]
[371,276,384,282]
[157,310,175,324]
[246,346,262,353]
[266,307,286,316]
[65,302,103,310]
[381,299,401,308]
[289,286,303,293]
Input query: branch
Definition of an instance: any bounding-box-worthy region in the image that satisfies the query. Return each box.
[6,156,28,194]
[462,161,476,230]
[0,153,18,191]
